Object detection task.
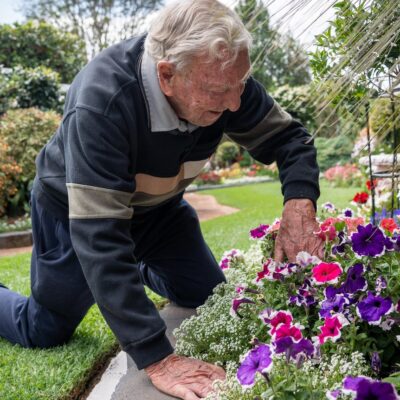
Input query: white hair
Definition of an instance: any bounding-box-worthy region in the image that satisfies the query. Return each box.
[144,0,252,71]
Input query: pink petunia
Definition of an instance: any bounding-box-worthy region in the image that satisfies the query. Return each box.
[344,217,365,233]
[316,316,343,344]
[272,324,303,342]
[316,217,343,241]
[312,262,343,285]
[269,310,293,334]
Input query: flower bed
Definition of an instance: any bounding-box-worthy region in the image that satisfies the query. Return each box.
[174,205,400,399]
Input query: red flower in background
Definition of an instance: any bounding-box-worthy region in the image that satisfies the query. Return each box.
[366,179,378,191]
[380,218,398,233]
[353,192,369,204]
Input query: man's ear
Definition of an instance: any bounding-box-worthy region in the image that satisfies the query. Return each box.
[157,61,176,96]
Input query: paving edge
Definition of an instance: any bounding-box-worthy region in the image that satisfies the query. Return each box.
[86,351,127,400]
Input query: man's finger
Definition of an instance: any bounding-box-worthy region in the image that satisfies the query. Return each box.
[190,382,214,398]
[273,238,285,262]
[176,386,201,400]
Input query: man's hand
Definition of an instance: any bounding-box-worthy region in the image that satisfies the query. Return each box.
[145,354,226,400]
[274,198,324,263]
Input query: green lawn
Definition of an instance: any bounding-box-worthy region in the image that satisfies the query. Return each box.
[201,180,360,259]
[0,180,358,399]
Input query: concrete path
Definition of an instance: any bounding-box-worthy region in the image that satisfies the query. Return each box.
[111,304,197,400]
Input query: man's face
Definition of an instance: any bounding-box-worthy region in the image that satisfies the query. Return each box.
[157,50,251,127]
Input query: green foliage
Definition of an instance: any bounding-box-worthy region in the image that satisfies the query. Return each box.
[215,141,240,167]
[315,135,354,171]
[22,0,162,58]
[310,0,400,101]
[0,140,22,218]
[369,98,400,142]
[0,20,87,83]
[0,108,61,215]
[272,84,318,133]
[235,0,310,91]
[0,66,62,114]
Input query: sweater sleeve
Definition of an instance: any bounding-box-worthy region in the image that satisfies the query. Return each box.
[225,77,320,206]
[63,107,173,369]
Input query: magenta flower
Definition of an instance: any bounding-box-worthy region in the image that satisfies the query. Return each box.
[230,297,255,318]
[356,292,393,325]
[268,310,293,334]
[219,257,230,270]
[316,316,344,344]
[237,344,273,388]
[312,262,343,285]
[343,376,399,399]
[272,324,303,342]
[255,260,272,284]
[351,224,386,258]
[250,224,269,239]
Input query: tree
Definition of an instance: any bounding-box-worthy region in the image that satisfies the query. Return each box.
[22,0,162,58]
[235,0,311,91]
[0,21,86,83]
[310,0,400,102]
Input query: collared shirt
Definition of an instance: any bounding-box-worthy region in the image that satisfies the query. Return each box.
[140,50,198,133]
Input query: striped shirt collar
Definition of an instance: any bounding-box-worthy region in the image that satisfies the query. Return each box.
[141,51,198,133]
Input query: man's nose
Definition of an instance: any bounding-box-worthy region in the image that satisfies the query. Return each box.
[223,88,241,112]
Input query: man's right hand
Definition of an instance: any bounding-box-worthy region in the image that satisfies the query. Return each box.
[145,354,226,399]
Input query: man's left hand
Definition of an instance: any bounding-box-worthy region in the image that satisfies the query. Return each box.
[274,198,324,263]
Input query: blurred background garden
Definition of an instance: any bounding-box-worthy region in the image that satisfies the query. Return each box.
[0,0,399,232]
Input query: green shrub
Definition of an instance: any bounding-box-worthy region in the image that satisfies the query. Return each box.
[215,141,240,167]
[238,150,253,167]
[370,98,400,143]
[315,134,354,172]
[0,139,22,217]
[0,20,87,83]
[0,108,61,215]
[0,66,62,114]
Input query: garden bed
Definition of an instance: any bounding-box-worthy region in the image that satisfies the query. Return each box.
[0,230,32,249]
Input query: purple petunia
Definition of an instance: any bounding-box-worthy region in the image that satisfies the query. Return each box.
[340,263,368,294]
[319,294,348,319]
[342,208,353,217]
[237,344,273,388]
[351,224,386,258]
[273,336,314,360]
[289,279,317,308]
[332,231,347,255]
[343,376,400,399]
[356,292,394,325]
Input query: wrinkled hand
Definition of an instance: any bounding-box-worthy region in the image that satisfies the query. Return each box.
[145,354,226,400]
[274,198,324,263]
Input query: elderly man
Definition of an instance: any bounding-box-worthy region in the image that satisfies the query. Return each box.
[0,0,323,398]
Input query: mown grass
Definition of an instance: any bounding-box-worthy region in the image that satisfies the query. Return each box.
[0,180,358,399]
[0,253,166,400]
[201,180,361,259]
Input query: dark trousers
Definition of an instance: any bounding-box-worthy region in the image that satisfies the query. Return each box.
[0,194,225,348]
